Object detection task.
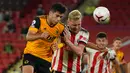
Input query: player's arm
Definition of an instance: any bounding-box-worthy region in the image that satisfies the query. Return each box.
[86,42,108,52]
[127,62,130,73]
[109,51,122,73]
[82,52,89,65]
[26,17,49,41]
[119,52,126,64]
[65,41,85,56]
[26,31,44,41]
[63,28,88,56]
[121,61,128,73]
[112,58,122,73]
[86,42,100,50]
[82,53,89,72]
[26,17,41,41]
[120,53,128,73]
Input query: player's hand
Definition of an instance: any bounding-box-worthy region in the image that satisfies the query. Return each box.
[63,27,71,42]
[40,31,49,39]
[51,42,58,51]
[64,46,72,51]
[63,27,72,51]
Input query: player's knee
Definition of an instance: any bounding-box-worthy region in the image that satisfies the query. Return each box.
[22,65,34,73]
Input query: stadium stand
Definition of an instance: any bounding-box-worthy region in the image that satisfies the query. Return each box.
[0,0,130,73]
[0,0,80,73]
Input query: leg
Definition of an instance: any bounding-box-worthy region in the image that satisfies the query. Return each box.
[36,59,51,73]
[22,65,34,73]
[36,65,51,73]
[22,54,37,73]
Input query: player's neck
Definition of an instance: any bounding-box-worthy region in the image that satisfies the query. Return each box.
[112,47,119,51]
[116,49,120,52]
[47,16,55,27]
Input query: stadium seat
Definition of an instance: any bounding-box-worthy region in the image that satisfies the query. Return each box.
[0,53,9,59]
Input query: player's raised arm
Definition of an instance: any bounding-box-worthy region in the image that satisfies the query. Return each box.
[86,38,108,52]
[86,42,101,50]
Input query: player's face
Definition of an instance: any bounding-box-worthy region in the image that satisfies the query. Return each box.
[113,40,122,50]
[49,11,64,25]
[67,19,81,34]
[96,38,108,49]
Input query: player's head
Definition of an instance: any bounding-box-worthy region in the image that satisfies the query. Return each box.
[67,10,82,34]
[113,37,122,50]
[96,32,108,49]
[48,3,67,25]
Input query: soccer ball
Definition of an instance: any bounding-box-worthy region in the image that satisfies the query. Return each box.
[93,6,110,24]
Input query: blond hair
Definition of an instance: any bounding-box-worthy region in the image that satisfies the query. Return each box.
[68,10,82,20]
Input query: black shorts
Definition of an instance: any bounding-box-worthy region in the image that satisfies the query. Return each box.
[23,54,51,73]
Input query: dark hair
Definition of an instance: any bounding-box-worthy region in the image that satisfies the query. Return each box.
[50,3,67,14]
[113,37,122,42]
[96,32,107,38]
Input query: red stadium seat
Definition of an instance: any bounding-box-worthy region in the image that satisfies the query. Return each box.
[0,53,9,59]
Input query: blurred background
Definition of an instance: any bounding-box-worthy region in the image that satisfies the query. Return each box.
[0,0,130,73]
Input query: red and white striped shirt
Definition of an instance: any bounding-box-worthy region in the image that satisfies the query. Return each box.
[52,28,89,73]
[85,48,112,73]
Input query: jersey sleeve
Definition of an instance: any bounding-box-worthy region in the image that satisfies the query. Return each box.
[28,17,40,32]
[78,30,89,44]
[85,47,94,54]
